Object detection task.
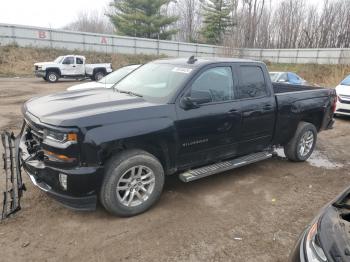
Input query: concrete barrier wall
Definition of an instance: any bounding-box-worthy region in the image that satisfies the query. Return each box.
[0,23,219,57]
[1,23,350,64]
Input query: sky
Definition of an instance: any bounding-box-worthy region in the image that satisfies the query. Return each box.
[0,0,328,29]
[0,0,111,28]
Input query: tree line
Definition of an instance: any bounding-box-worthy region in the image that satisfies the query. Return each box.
[64,0,350,49]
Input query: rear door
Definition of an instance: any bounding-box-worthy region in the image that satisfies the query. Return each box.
[235,64,276,154]
[74,57,85,75]
[175,64,242,169]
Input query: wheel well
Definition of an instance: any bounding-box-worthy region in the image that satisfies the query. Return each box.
[102,140,170,174]
[46,67,61,76]
[300,112,323,131]
[93,68,107,75]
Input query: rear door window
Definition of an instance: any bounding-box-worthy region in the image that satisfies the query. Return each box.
[76,57,84,64]
[237,66,268,99]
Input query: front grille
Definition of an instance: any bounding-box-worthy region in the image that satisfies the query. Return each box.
[23,120,44,159]
[25,120,44,142]
[337,109,350,113]
[339,96,350,104]
[340,94,350,99]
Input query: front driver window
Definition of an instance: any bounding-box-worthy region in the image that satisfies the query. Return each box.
[63,57,74,65]
[189,67,234,103]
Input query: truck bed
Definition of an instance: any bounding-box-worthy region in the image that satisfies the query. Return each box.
[273,83,320,94]
[272,83,335,146]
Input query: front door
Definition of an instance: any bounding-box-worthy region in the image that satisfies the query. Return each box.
[175,65,242,169]
[61,56,76,75]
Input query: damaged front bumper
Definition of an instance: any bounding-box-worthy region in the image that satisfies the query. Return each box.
[21,159,99,211]
[290,186,350,262]
[18,128,102,211]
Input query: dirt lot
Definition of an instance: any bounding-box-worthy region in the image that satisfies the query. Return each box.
[0,77,349,262]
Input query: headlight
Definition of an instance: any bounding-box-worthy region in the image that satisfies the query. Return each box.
[43,129,77,144]
[305,222,327,262]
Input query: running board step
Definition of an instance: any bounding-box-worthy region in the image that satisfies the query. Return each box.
[179,151,273,182]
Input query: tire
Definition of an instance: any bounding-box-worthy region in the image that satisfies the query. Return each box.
[100,149,165,217]
[284,121,317,162]
[46,71,59,83]
[93,71,104,81]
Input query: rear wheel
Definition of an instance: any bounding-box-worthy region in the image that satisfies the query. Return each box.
[284,122,317,162]
[93,71,105,81]
[100,149,165,217]
[46,71,59,83]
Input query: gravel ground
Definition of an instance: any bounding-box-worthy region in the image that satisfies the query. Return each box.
[0,77,349,262]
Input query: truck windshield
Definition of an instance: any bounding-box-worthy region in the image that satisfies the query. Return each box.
[54,56,64,63]
[114,63,192,101]
[341,75,350,86]
[98,65,140,85]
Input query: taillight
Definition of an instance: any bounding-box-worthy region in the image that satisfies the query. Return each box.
[332,96,338,113]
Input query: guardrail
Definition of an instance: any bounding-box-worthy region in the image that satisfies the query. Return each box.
[1,23,350,64]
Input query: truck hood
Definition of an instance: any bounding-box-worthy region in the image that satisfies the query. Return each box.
[34,62,56,67]
[23,89,162,127]
[66,82,112,91]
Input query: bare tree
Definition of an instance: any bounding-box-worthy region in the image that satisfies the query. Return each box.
[63,10,115,34]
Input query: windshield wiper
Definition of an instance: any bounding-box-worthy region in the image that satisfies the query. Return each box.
[115,89,143,97]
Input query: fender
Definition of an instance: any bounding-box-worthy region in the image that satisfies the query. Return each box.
[92,67,107,75]
[80,117,178,174]
[45,67,61,76]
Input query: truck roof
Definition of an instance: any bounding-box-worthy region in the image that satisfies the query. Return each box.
[153,57,262,67]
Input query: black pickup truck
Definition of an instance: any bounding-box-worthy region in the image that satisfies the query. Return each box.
[18,57,336,216]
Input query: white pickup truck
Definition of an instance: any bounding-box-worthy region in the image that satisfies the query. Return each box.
[34,55,112,83]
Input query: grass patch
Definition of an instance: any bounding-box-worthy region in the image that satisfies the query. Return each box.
[267,62,350,87]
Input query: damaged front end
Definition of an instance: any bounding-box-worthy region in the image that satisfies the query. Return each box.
[290,187,350,262]
[1,130,26,220]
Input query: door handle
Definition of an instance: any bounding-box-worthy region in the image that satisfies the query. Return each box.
[72,65,76,67]
[263,105,273,110]
[227,109,239,115]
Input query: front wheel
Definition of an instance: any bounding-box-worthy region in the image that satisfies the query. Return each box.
[284,122,317,162]
[100,149,165,217]
[46,71,59,83]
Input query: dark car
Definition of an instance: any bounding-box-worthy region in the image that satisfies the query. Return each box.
[290,186,350,262]
[18,57,336,216]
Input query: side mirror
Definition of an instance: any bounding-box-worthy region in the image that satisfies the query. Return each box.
[180,91,212,109]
